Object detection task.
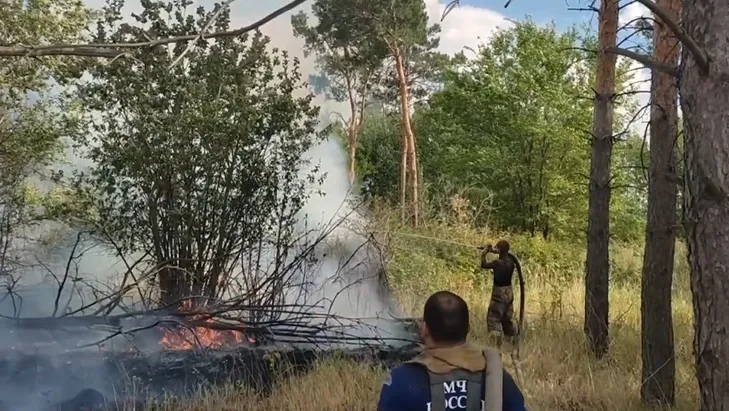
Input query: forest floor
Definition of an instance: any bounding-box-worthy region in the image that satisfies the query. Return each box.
[144,220,698,411]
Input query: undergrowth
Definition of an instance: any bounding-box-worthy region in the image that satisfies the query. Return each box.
[141,209,697,411]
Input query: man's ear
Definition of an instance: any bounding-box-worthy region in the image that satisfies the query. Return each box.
[420,320,430,340]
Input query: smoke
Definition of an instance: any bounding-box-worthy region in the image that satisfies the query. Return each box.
[281,136,408,347]
[0,4,412,408]
[0,132,408,411]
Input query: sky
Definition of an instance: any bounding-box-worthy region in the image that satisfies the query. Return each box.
[79,0,654,125]
[79,0,651,67]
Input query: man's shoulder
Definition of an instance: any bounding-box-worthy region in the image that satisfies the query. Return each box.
[380,362,526,411]
[387,362,428,385]
[378,363,429,411]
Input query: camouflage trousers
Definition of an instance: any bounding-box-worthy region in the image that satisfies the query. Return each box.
[487,286,518,337]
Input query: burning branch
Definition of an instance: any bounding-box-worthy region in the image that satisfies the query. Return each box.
[0,200,415,353]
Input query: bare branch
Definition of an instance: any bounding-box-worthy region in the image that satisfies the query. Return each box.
[607,46,678,77]
[0,0,307,59]
[632,0,709,71]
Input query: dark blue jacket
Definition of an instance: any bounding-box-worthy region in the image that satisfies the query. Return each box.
[378,363,526,411]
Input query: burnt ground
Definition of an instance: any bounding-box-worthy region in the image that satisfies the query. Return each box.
[0,339,420,411]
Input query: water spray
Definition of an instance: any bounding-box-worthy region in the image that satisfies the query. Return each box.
[374,231,485,249]
[378,230,526,379]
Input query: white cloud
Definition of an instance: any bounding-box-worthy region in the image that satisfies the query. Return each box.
[619,1,650,26]
[423,0,512,55]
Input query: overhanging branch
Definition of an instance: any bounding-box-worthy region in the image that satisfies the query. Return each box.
[0,0,307,59]
[607,46,678,77]
[633,0,709,71]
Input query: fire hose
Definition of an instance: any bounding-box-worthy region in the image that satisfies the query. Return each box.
[380,231,526,339]
[382,231,527,383]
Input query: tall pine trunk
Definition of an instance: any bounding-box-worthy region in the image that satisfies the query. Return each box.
[394,50,419,226]
[640,0,680,404]
[680,0,729,408]
[346,87,362,186]
[346,126,358,186]
[584,0,618,358]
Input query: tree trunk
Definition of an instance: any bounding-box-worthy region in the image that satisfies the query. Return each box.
[399,131,408,222]
[346,88,362,186]
[394,51,418,226]
[347,127,358,186]
[409,128,419,227]
[584,0,618,358]
[640,0,680,404]
[680,1,729,409]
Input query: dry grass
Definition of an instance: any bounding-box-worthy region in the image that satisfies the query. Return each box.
[141,277,697,411]
[135,212,696,410]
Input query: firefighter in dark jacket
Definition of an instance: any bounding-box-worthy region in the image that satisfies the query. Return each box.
[377,291,526,411]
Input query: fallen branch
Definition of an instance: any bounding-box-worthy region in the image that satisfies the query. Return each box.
[0,0,307,59]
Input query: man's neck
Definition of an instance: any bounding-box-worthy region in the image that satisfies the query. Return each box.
[425,340,466,350]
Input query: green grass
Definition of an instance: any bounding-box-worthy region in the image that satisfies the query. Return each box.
[141,219,697,410]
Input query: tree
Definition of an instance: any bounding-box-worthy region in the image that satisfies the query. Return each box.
[371,26,448,111]
[0,0,308,59]
[291,2,385,186]
[349,0,440,226]
[594,0,728,404]
[678,1,729,409]
[584,0,618,358]
[640,0,680,404]
[353,21,647,242]
[352,108,402,201]
[75,1,325,307]
[0,0,89,280]
[418,22,594,237]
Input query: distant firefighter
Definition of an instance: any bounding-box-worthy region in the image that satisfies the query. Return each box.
[480,240,525,346]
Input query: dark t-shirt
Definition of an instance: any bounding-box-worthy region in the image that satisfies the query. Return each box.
[377,363,526,411]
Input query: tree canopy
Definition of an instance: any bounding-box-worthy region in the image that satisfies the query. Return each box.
[74,1,325,305]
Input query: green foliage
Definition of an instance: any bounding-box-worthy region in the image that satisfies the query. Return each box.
[610,135,648,242]
[291,3,385,104]
[0,0,92,91]
[74,1,325,302]
[356,20,648,242]
[353,109,401,200]
[381,216,689,298]
[0,0,89,272]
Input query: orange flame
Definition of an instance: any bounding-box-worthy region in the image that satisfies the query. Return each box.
[159,300,255,350]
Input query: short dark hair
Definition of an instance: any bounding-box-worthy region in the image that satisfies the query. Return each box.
[423,291,469,344]
[496,240,510,254]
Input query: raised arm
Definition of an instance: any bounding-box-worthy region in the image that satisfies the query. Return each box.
[481,258,500,270]
[481,247,500,270]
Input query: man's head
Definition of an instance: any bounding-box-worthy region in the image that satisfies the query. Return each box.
[495,240,510,256]
[420,291,469,347]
